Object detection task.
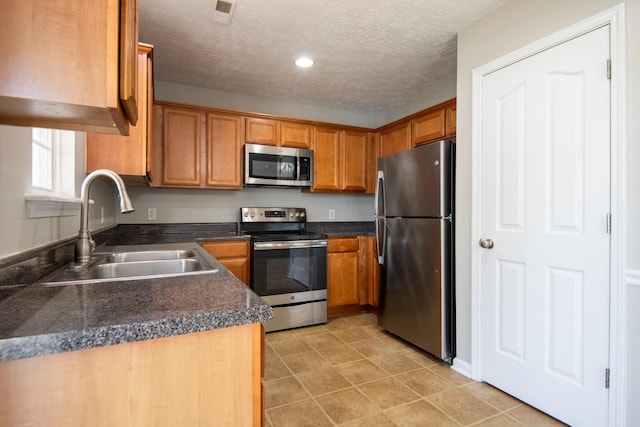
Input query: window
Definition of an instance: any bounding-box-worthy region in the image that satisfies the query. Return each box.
[26,128,79,218]
[31,128,75,196]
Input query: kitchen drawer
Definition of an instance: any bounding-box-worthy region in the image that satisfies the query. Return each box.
[200,241,249,258]
[327,237,359,253]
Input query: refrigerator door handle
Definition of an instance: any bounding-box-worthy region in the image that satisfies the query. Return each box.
[375,171,386,264]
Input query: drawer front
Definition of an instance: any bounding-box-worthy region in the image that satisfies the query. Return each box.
[327,237,359,253]
[200,241,249,258]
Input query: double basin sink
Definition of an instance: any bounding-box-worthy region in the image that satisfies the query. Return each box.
[40,243,220,286]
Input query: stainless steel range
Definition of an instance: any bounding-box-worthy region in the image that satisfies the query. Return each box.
[240,207,327,332]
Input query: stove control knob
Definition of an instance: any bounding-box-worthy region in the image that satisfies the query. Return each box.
[289,212,294,218]
[250,211,255,218]
[300,212,305,218]
[243,211,249,218]
[295,212,300,217]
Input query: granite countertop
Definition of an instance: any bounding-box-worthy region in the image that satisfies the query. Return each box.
[0,241,271,361]
[0,221,373,362]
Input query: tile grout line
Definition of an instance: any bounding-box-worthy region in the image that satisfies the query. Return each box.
[264,313,562,426]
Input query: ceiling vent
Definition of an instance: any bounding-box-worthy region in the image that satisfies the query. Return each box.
[213,0,237,25]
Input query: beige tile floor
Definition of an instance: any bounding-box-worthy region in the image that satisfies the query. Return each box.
[264,312,566,426]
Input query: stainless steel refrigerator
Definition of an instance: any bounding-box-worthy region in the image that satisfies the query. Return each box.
[375,139,455,363]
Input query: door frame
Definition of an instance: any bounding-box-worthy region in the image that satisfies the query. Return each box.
[469,4,628,425]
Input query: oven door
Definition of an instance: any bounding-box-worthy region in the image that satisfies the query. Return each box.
[251,239,327,296]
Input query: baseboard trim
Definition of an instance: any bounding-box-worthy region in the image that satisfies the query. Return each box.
[452,358,472,378]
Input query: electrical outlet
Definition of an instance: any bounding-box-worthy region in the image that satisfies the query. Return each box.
[148,208,157,221]
[328,209,335,220]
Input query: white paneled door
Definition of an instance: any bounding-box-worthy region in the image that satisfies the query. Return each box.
[479,26,610,426]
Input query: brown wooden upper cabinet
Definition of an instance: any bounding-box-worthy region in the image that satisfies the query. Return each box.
[153,103,243,189]
[245,117,312,148]
[0,0,138,135]
[311,126,369,193]
[379,121,412,158]
[412,99,457,147]
[86,44,153,183]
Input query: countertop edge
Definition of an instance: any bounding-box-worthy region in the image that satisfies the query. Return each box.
[0,305,272,361]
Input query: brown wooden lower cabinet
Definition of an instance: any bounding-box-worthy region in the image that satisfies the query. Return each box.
[328,236,380,316]
[327,237,360,309]
[0,323,265,427]
[200,240,250,285]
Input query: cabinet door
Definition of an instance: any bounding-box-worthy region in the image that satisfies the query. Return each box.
[342,130,367,192]
[412,108,445,146]
[206,113,243,188]
[86,44,152,179]
[328,238,360,308]
[0,0,135,134]
[312,126,342,191]
[327,251,360,308]
[246,117,278,145]
[379,121,411,158]
[200,241,250,285]
[162,107,204,186]
[445,101,457,136]
[281,121,312,148]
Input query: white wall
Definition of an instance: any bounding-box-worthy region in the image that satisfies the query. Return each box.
[456,0,638,423]
[117,186,374,224]
[0,125,120,259]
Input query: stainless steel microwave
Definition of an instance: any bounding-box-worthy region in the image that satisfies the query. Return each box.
[244,143,313,187]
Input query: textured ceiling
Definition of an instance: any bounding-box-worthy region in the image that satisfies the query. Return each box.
[139,0,508,115]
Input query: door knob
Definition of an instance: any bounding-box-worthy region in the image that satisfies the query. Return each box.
[479,238,494,249]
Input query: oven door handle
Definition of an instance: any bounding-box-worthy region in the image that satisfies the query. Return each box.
[254,240,328,250]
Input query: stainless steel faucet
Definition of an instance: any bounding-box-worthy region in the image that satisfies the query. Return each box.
[75,169,135,264]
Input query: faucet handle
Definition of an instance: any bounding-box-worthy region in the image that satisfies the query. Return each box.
[89,232,96,252]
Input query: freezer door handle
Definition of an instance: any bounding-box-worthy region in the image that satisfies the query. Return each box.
[375,171,386,264]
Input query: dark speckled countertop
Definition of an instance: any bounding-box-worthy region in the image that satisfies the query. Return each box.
[0,239,270,361]
[0,221,373,361]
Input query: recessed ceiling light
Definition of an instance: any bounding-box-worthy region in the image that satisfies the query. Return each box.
[295,57,314,68]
